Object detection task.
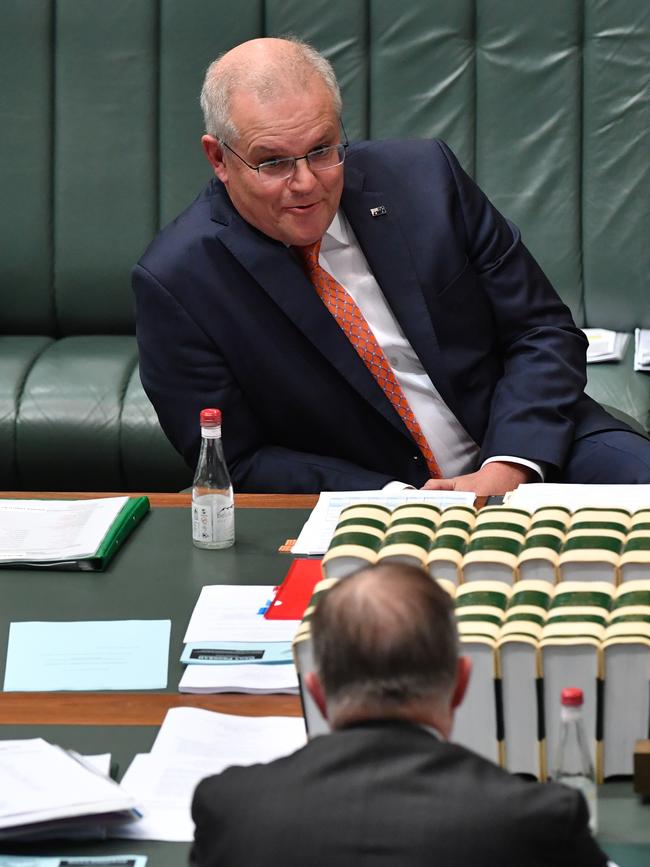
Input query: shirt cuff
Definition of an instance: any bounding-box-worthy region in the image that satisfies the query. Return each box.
[382,480,416,491]
[481,455,546,482]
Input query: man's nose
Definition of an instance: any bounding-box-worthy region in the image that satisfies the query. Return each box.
[286,157,318,191]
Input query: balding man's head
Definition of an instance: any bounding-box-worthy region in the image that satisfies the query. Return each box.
[200,37,342,142]
[310,563,461,728]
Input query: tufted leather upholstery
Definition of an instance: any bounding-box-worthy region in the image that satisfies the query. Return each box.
[1,1,648,490]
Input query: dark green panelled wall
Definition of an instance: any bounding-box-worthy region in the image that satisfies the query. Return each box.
[0,1,648,489]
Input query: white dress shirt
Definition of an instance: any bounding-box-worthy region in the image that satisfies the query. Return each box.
[319,210,543,482]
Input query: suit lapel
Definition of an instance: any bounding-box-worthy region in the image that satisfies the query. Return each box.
[341,167,460,417]
[209,186,411,435]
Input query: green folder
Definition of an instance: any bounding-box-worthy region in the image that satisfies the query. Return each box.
[0,496,150,571]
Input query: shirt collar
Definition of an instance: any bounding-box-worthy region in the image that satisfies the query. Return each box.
[420,723,445,741]
[321,208,351,253]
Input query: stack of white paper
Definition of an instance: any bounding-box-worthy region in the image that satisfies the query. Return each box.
[180,585,300,694]
[0,739,139,841]
[634,328,650,371]
[582,328,630,363]
[179,662,298,694]
[110,707,306,842]
[291,489,475,556]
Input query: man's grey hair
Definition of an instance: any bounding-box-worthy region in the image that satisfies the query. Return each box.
[311,563,459,720]
[200,36,342,142]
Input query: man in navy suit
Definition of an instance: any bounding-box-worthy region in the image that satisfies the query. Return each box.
[133,37,650,493]
[190,563,611,867]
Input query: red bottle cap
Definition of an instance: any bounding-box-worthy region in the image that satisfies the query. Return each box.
[200,408,222,426]
[561,687,584,706]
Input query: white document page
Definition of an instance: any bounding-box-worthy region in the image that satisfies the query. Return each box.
[0,739,137,831]
[292,489,475,555]
[183,585,300,644]
[111,708,306,842]
[582,328,629,363]
[0,497,127,563]
[178,662,299,694]
[505,483,650,513]
[70,752,112,777]
[634,328,650,371]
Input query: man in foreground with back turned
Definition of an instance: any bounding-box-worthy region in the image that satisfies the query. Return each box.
[134,37,650,493]
[190,563,611,867]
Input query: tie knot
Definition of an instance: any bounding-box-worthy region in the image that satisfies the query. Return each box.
[295,239,322,274]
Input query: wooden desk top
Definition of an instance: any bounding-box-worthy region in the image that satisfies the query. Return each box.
[0,491,485,726]
[0,496,311,726]
[1,692,302,725]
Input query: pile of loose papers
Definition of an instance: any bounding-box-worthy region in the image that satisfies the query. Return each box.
[634,328,650,371]
[110,707,306,842]
[582,328,630,363]
[0,739,139,841]
[179,585,300,694]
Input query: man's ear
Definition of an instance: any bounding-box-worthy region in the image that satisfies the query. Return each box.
[201,135,228,182]
[305,671,328,720]
[451,656,471,709]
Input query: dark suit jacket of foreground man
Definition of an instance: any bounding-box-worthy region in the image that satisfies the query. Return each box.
[190,720,608,867]
[134,139,628,492]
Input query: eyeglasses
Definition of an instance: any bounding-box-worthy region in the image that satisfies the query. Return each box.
[219,129,349,182]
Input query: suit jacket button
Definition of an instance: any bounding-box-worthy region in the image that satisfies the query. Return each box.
[413,455,419,461]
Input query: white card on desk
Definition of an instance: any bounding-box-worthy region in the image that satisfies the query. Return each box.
[183,585,299,644]
[180,640,293,664]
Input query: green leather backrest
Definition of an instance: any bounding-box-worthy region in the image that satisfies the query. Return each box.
[0,2,648,489]
[2,0,647,335]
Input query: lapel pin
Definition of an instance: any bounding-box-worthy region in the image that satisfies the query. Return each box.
[370,205,388,217]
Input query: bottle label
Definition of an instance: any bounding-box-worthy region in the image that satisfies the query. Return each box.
[192,497,235,545]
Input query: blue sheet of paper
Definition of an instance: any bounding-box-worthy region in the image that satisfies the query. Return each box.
[3,620,171,691]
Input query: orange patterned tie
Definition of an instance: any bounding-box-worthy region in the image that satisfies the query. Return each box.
[296,240,441,479]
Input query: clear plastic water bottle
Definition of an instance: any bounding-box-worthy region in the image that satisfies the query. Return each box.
[191,408,235,549]
[553,687,597,833]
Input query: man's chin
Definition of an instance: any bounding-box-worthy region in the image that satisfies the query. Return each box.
[282,221,331,248]
[277,206,336,247]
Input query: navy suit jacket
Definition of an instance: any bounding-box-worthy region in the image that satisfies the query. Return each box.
[133,139,623,492]
[190,720,608,867]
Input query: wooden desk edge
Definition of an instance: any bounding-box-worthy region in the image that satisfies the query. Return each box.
[0,492,319,509]
[0,693,303,726]
[2,493,486,509]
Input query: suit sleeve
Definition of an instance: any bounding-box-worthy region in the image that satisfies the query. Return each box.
[190,777,224,867]
[437,140,590,470]
[133,263,396,492]
[562,788,610,866]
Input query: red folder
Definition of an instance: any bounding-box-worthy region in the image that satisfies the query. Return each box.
[264,558,323,620]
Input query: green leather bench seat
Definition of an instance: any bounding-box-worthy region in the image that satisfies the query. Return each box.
[586,341,650,435]
[4,336,190,491]
[1,1,647,491]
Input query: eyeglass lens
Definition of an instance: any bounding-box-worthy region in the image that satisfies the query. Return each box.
[259,145,346,180]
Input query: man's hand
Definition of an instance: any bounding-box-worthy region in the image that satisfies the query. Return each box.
[421,461,535,496]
